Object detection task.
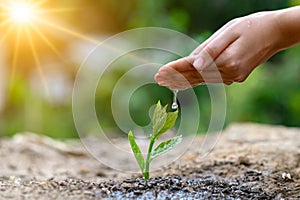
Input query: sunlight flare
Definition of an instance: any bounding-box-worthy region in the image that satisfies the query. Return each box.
[0,0,111,94]
[7,1,36,24]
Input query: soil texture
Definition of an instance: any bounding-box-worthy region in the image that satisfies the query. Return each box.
[0,123,300,199]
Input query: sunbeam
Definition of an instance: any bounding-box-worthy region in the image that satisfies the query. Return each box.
[0,25,14,45]
[29,23,69,64]
[0,0,72,93]
[1,0,150,95]
[37,7,78,14]
[35,18,100,45]
[10,26,21,90]
[24,25,50,98]
[0,19,11,28]
[35,18,150,64]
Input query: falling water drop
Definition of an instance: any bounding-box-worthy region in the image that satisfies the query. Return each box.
[171,90,178,110]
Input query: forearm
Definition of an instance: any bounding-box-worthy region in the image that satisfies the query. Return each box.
[275,6,300,50]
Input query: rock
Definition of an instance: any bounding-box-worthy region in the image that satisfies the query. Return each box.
[282,172,292,180]
[120,182,134,189]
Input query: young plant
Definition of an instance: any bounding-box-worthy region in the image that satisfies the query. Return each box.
[128,101,182,180]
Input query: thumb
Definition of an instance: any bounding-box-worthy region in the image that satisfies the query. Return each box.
[191,49,214,72]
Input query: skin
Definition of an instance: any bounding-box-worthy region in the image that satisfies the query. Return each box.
[155,6,300,90]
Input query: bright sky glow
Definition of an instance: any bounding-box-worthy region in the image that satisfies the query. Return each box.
[0,0,100,91]
[8,2,35,23]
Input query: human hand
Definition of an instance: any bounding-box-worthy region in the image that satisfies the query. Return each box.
[155,10,284,90]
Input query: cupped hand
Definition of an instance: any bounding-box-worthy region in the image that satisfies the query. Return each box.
[155,10,284,90]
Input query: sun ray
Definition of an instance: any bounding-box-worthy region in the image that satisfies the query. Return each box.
[3,0,150,96]
[30,0,48,8]
[29,23,69,64]
[35,18,100,45]
[0,24,15,45]
[4,0,150,65]
[35,18,150,64]
[0,3,10,10]
[24,25,50,98]
[37,7,78,14]
[10,25,21,92]
[0,19,12,28]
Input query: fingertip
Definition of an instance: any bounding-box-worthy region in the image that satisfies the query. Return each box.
[155,77,162,86]
[224,81,233,85]
[158,82,167,87]
[154,74,166,86]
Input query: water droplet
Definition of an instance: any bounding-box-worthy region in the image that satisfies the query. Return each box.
[172,90,178,110]
[172,102,178,110]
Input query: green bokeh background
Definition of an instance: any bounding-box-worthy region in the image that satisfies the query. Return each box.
[0,0,299,138]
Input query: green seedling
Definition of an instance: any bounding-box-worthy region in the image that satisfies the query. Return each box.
[128,101,182,180]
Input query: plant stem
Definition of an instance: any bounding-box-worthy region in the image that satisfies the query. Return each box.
[144,137,155,180]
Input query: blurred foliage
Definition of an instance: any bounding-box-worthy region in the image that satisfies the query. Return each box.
[226,45,300,126]
[0,0,299,138]
[1,73,76,138]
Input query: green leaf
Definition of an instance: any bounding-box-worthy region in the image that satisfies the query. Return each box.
[155,110,178,138]
[149,135,182,161]
[152,101,167,135]
[128,131,145,172]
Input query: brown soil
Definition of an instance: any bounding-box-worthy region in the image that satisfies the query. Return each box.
[0,123,300,199]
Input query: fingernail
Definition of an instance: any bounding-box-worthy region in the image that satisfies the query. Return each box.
[193,57,204,71]
[157,80,166,86]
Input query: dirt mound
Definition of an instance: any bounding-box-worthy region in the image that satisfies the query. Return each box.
[0,123,299,199]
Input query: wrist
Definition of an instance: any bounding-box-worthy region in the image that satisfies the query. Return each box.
[274,6,300,50]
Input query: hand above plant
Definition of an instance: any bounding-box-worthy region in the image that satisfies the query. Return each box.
[155,6,300,90]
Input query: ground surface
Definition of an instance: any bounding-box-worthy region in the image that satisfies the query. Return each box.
[0,123,300,199]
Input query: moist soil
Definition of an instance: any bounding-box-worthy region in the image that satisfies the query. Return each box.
[0,123,300,199]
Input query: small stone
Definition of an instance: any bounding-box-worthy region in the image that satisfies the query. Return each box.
[133,190,142,195]
[138,184,145,190]
[14,178,22,185]
[146,181,152,187]
[83,190,94,196]
[238,156,250,166]
[282,172,292,180]
[96,171,106,177]
[170,186,180,191]
[8,176,15,182]
[49,181,57,188]
[123,179,133,183]
[58,181,67,186]
[79,167,90,174]
[101,187,110,194]
[110,185,119,191]
[38,182,47,187]
[184,186,194,193]
[121,182,133,189]
[8,176,21,185]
